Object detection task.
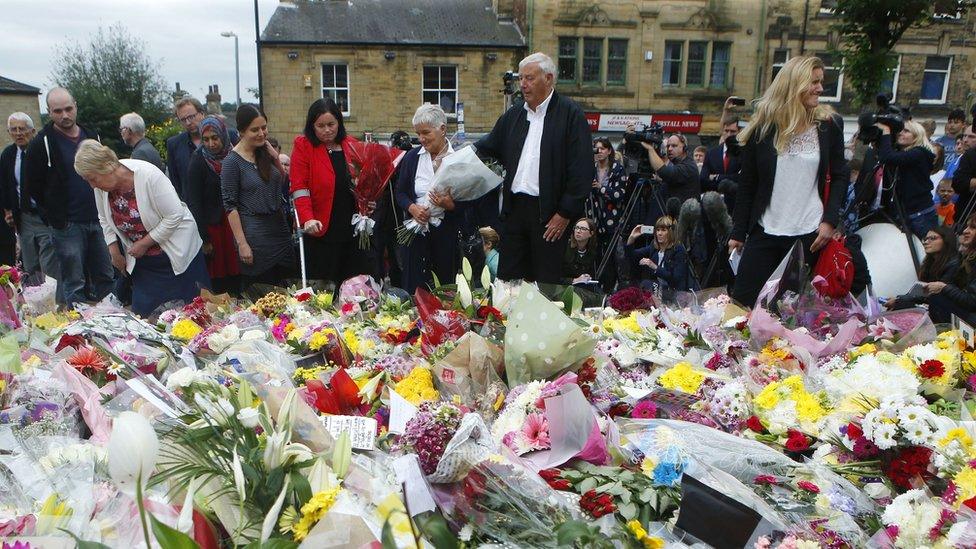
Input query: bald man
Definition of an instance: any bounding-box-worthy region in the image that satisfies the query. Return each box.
[22,87,114,305]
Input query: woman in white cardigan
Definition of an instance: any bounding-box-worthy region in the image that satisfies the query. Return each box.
[74,139,210,316]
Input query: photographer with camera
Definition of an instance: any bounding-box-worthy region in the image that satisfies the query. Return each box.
[727,56,848,307]
[874,120,938,239]
[637,133,700,205]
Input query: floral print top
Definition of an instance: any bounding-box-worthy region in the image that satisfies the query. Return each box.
[108,189,162,256]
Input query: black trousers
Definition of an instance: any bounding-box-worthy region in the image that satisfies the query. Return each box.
[303,235,373,288]
[731,227,818,307]
[498,194,569,284]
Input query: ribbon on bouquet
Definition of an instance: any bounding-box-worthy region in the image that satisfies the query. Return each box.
[351,213,376,236]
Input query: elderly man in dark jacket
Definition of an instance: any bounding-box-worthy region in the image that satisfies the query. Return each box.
[475,52,594,284]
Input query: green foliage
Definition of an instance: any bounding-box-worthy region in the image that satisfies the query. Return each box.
[150,514,201,549]
[50,22,171,154]
[829,0,972,107]
[146,118,183,163]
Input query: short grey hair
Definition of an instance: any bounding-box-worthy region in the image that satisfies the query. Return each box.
[412,103,447,129]
[7,112,34,130]
[119,112,146,135]
[519,52,557,78]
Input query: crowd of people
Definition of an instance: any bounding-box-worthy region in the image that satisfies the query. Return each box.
[1,52,974,323]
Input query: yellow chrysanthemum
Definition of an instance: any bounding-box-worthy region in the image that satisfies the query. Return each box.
[657,362,705,394]
[171,319,203,341]
[850,343,877,359]
[753,382,781,410]
[940,427,973,449]
[953,467,976,506]
[794,394,826,422]
[395,367,439,405]
[627,519,664,549]
[343,328,360,354]
[292,487,341,541]
[640,457,657,477]
[308,330,332,352]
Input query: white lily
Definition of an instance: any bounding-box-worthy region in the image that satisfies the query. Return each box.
[237,407,260,428]
[260,476,290,542]
[357,372,384,401]
[481,265,492,293]
[263,430,287,470]
[232,446,246,503]
[456,273,473,309]
[176,476,203,534]
[462,256,473,282]
[107,411,160,493]
[306,455,340,493]
[276,389,298,431]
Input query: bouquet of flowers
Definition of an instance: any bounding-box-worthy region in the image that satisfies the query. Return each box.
[396,145,502,246]
[343,140,403,248]
[396,401,494,483]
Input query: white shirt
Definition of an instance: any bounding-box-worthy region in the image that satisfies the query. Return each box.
[414,141,455,198]
[760,126,823,236]
[511,89,554,196]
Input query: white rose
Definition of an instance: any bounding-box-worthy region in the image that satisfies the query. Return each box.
[864,482,891,500]
[166,367,203,390]
[237,407,260,428]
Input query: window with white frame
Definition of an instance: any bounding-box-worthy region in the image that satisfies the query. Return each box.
[818,52,843,102]
[321,63,350,115]
[771,48,790,81]
[422,65,457,114]
[920,56,952,104]
[879,54,901,102]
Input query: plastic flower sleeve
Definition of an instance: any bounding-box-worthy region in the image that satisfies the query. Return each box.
[427,413,495,483]
[432,332,506,406]
[504,283,596,384]
[521,384,609,471]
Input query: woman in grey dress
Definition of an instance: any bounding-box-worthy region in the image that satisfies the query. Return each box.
[221,104,296,288]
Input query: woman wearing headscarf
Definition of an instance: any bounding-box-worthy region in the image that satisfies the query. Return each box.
[74,139,210,316]
[185,116,241,294]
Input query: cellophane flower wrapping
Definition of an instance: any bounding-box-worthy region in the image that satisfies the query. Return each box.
[337,275,381,318]
[431,331,506,417]
[503,283,595,385]
[344,141,402,248]
[21,276,57,316]
[398,146,502,243]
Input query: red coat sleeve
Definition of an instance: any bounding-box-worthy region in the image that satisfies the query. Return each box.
[290,136,316,230]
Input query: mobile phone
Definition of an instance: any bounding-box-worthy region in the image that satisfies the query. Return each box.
[729,97,746,107]
[640,225,654,235]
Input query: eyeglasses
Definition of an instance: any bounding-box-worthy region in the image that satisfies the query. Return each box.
[119,127,128,133]
[7,127,29,134]
[178,112,202,124]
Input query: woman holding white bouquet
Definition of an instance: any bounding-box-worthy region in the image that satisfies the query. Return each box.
[395,104,461,292]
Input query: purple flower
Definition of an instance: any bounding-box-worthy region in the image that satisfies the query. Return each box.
[29,402,60,422]
[967,374,976,392]
[3,541,32,549]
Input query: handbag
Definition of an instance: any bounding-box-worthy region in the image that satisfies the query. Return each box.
[812,157,854,298]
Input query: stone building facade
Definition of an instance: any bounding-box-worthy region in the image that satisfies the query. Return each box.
[0,76,42,149]
[258,0,524,152]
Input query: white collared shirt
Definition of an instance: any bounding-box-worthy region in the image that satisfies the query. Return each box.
[511,89,554,196]
[415,141,455,198]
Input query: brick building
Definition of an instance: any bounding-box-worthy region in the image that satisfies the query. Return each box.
[0,76,42,149]
[258,0,524,152]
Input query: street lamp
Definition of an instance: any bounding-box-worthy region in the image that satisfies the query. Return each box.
[220,31,241,106]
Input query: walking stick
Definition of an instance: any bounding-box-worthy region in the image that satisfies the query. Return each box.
[292,201,308,289]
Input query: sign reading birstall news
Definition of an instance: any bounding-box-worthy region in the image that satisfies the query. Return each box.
[585,112,704,134]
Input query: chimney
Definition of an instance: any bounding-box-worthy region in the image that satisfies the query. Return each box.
[206,84,222,115]
[171,82,188,104]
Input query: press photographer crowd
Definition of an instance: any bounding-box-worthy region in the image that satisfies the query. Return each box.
[1,52,973,325]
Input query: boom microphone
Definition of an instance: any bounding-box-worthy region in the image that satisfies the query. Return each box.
[702,191,733,240]
[675,198,701,249]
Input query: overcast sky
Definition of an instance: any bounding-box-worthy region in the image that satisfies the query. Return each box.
[2,0,281,111]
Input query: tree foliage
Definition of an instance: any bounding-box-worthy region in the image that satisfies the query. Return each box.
[50,23,172,153]
[830,0,973,109]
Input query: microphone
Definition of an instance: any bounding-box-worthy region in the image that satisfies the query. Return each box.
[675,198,701,248]
[665,197,682,220]
[702,191,732,240]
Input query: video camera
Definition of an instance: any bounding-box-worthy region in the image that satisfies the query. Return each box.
[857,93,908,145]
[390,130,417,152]
[623,122,665,154]
[502,71,519,95]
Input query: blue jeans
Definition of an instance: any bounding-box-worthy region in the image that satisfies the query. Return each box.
[909,209,938,241]
[52,221,115,306]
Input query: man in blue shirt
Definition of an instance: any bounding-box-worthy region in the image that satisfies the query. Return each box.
[937,109,967,169]
[22,88,114,305]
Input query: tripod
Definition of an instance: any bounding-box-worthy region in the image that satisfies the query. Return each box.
[850,164,921,270]
[596,177,663,281]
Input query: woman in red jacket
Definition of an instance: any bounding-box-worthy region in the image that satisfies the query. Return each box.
[290,98,373,285]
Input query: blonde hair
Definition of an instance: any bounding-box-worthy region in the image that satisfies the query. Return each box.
[654,215,676,251]
[478,226,499,248]
[901,120,935,154]
[739,56,833,153]
[74,139,120,177]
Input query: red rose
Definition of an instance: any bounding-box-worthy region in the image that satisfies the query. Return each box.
[797,480,820,493]
[883,446,933,490]
[538,469,561,482]
[846,422,863,441]
[746,416,766,433]
[785,430,810,452]
[549,479,572,491]
[919,359,945,379]
[754,475,779,485]
[296,292,311,302]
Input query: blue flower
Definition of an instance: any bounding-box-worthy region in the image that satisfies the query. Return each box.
[652,460,684,487]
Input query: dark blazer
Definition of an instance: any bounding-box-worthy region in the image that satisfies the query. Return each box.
[731,114,848,242]
[165,131,196,198]
[475,92,594,222]
[394,146,463,224]
[184,150,223,241]
[700,144,742,192]
[22,122,100,229]
[626,242,690,292]
[0,144,24,215]
[130,138,165,172]
[953,147,976,221]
